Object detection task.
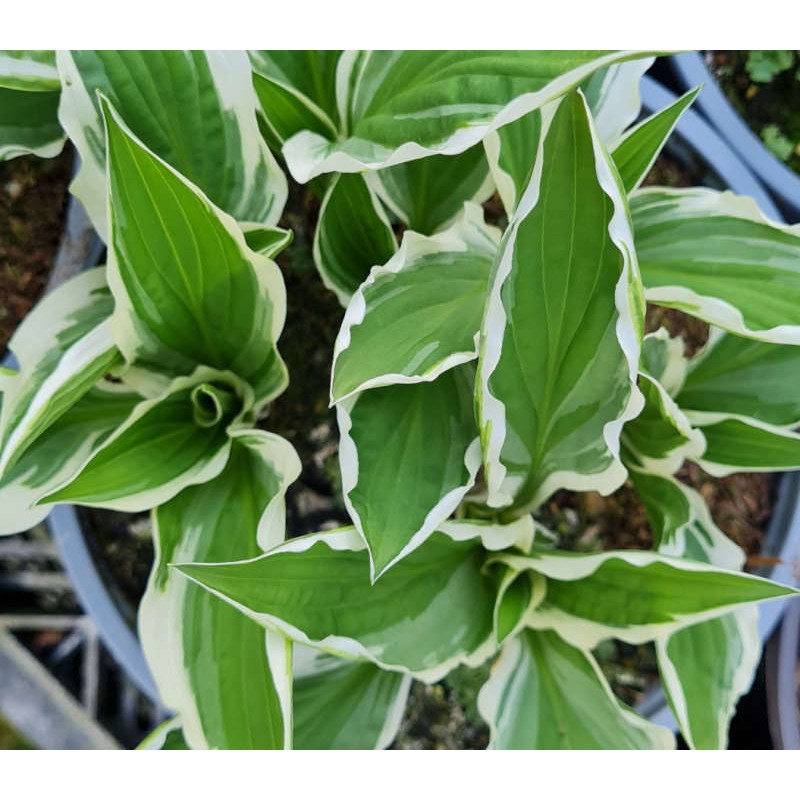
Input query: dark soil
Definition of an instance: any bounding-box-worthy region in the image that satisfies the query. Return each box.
[710,51,800,175]
[0,149,73,356]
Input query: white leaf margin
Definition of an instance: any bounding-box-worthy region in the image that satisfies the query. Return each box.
[478,92,645,510]
[330,202,500,403]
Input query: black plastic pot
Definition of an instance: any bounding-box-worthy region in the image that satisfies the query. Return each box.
[670,52,800,222]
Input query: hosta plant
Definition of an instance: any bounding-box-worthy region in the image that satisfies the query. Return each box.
[1,49,800,751]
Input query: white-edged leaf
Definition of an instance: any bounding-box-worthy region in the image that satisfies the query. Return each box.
[0,383,139,535]
[0,51,59,91]
[139,430,300,749]
[284,50,663,182]
[337,366,481,578]
[101,98,288,406]
[0,268,118,477]
[176,526,497,683]
[57,49,287,239]
[370,144,494,236]
[678,328,800,428]
[478,91,644,513]
[485,57,652,216]
[331,203,499,402]
[622,372,705,476]
[312,172,397,304]
[634,188,800,343]
[611,87,700,194]
[494,547,797,650]
[136,718,189,750]
[0,86,64,161]
[293,645,411,750]
[640,327,688,397]
[39,368,251,512]
[478,629,674,749]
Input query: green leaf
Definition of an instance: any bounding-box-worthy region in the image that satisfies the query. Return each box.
[639,328,688,396]
[0,268,118,477]
[136,718,189,750]
[634,188,800,343]
[677,329,800,428]
[331,203,498,402]
[655,518,760,751]
[249,51,341,144]
[629,466,742,566]
[695,417,800,476]
[478,630,674,749]
[0,384,139,535]
[496,548,797,649]
[312,172,397,304]
[611,87,700,194]
[485,58,652,215]
[101,98,288,406]
[176,527,496,682]
[39,368,248,512]
[479,91,644,513]
[248,50,342,143]
[622,373,705,476]
[658,608,760,750]
[0,51,59,91]
[284,50,664,182]
[293,646,411,750]
[0,86,64,161]
[493,569,542,646]
[239,223,293,259]
[338,367,481,577]
[140,430,300,749]
[371,144,494,236]
[57,50,287,239]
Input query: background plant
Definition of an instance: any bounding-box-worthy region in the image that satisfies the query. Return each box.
[0,50,799,750]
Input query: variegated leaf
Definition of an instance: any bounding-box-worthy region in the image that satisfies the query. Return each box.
[634,188,800,343]
[648,486,760,751]
[657,607,760,750]
[622,373,705,476]
[495,548,797,650]
[678,328,800,428]
[331,203,499,402]
[176,526,496,682]
[485,58,653,215]
[478,91,643,513]
[249,51,341,144]
[57,50,287,239]
[0,51,59,91]
[0,384,139,535]
[102,99,288,406]
[293,646,411,749]
[338,366,481,577]
[478,630,674,749]
[39,368,250,512]
[313,172,397,304]
[695,417,800,476]
[611,87,700,193]
[640,328,688,397]
[0,268,118,477]
[140,430,300,749]
[284,50,663,182]
[0,86,64,161]
[370,144,494,236]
